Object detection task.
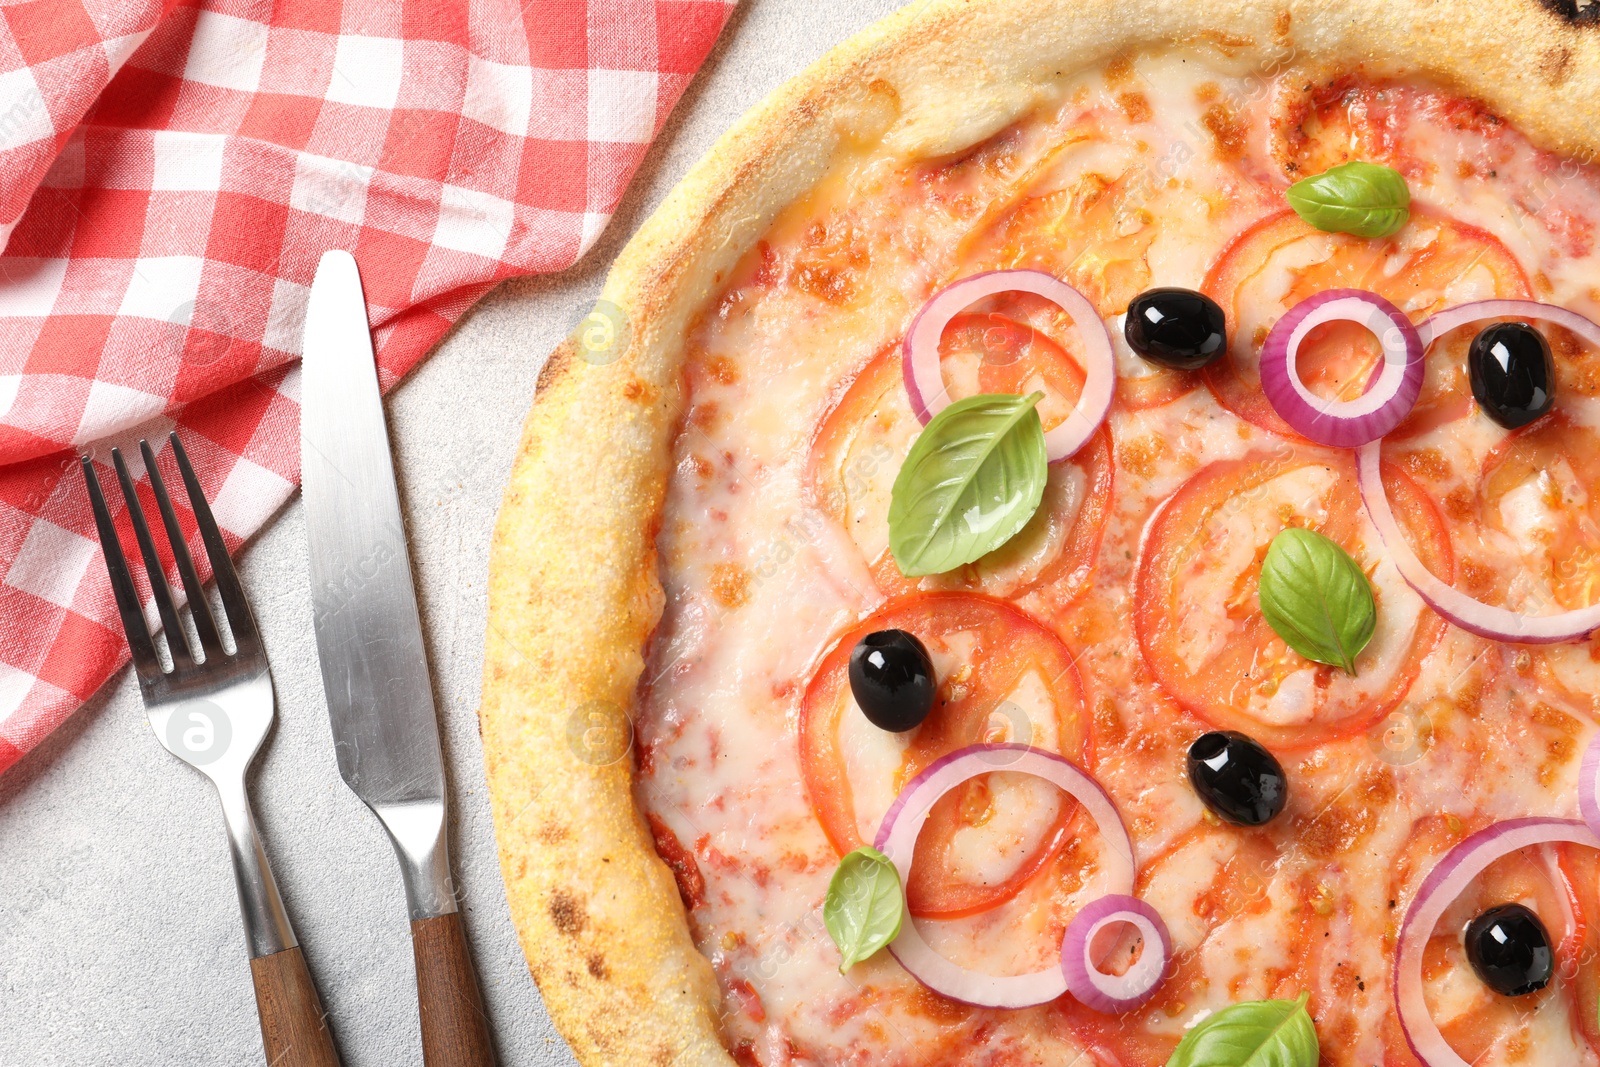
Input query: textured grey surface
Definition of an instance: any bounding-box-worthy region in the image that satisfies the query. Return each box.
[0,1,901,1064]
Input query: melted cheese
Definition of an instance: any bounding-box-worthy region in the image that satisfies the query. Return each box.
[638,49,1600,1067]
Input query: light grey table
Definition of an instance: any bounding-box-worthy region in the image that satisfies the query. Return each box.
[0,2,901,1063]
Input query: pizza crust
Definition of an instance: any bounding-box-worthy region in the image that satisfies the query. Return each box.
[478,1,1600,1063]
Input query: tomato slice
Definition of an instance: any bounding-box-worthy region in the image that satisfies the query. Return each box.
[1269,78,1414,180]
[1535,634,1600,721]
[1385,815,1600,1065]
[1269,79,1512,189]
[1479,414,1600,613]
[1134,448,1452,748]
[1468,414,1600,714]
[798,593,1092,917]
[806,311,1113,611]
[1202,209,1531,442]
[947,300,1091,408]
[1057,823,1309,1064]
[1557,845,1600,1056]
[961,154,1199,411]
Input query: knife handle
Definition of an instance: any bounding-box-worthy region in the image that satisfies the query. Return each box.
[250,946,342,1067]
[412,912,497,1066]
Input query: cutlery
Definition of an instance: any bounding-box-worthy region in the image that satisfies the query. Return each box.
[82,434,340,1067]
[301,249,496,1067]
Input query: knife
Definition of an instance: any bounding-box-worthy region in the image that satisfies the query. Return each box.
[301,250,496,1067]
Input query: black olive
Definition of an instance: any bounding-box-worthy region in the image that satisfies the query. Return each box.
[1124,288,1228,371]
[1465,903,1554,997]
[1186,731,1288,826]
[849,630,936,732]
[1469,322,1555,429]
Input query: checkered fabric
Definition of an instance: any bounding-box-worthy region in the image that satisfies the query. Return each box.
[0,0,734,774]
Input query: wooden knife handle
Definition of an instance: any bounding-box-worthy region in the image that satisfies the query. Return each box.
[412,912,496,1066]
[249,946,341,1067]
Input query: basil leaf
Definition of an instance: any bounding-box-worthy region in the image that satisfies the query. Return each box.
[824,846,904,973]
[1285,161,1410,238]
[888,391,1048,576]
[1258,527,1376,675]
[1166,992,1319,1067]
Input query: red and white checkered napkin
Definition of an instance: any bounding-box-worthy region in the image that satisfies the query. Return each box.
[0,0,734,774]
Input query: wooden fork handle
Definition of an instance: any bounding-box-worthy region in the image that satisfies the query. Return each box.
[412,912,496,1066]
[250,945,341,1067]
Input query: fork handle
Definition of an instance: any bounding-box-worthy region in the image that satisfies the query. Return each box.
[412,912,496,1066]
[216,777,296,957]
[251,946,342,1067]
[215,780,340,1064]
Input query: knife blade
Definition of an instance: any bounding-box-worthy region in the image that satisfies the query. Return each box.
[302,250,496,1065]
[301,249,452,907]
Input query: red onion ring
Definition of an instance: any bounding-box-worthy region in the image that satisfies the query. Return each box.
[1582,734,1600,841]
[902,270,1114,463]
[1259,288,1425,447]
[1395,818,1600,1067]
[1059,893,1171,1013]
[1356,442,1600,642]
[1417,298,1600,353]
[872,744,1140,1008]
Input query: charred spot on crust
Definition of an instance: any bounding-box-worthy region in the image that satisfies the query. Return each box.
[586,952,609,979]
[536,344,577,393]
[1538,0,1600,24]
[1540,45,1575,85]
[583,1022,616,1053]
[549,889,587,936]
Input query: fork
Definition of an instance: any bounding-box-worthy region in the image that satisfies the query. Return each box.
[82,432,341,1067]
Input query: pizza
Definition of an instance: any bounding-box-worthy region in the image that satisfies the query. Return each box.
[477,1,1600,1065]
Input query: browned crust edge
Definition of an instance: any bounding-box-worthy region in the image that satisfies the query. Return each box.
[478,2,1600,1064]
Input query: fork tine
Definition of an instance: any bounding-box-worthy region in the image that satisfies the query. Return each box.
[168,432,260,650]
[111,447,196,670]
[81,457,164,680]
[140,439,224,660]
